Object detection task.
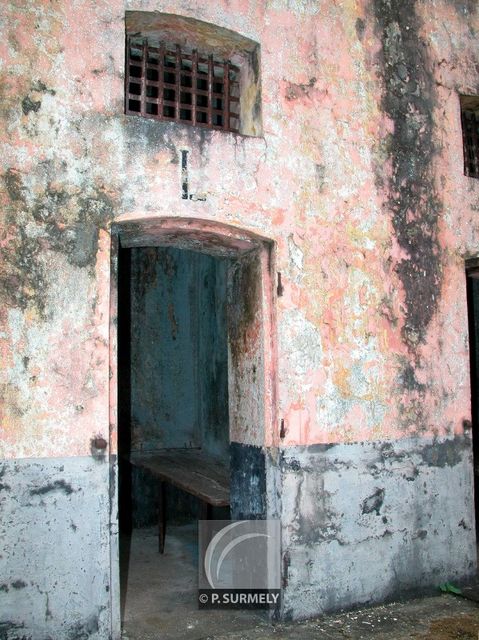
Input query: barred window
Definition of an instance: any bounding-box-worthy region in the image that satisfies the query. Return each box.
[125,12,262,137]
[126,38,240,133]
[460,95,479,179]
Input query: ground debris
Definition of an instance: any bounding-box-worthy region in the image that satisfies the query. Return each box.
[414,614,479,640]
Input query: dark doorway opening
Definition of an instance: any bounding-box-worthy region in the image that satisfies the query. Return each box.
[118,245,231,629]
[116,240,270,638]
[466,264,479,543]
[110,217,277,637]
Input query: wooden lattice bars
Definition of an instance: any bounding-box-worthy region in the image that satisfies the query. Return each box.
[126,37,240,133]
[461,109,479,179]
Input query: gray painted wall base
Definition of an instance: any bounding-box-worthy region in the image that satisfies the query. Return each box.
[0,456,112,640]
[1,436,476,634]
[279,435,477,620]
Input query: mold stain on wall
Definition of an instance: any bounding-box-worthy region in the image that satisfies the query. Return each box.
[1,0,479,634]
[373,0,443,352]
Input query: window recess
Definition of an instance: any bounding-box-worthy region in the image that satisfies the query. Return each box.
[125,12,263,137]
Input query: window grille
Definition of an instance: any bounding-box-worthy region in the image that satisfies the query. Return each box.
[126,37,240,133]
[461,107,479,179]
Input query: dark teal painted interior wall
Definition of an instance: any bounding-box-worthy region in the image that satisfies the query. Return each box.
[129,246,229,455]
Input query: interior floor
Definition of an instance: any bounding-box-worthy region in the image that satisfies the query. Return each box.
[120,524,268,640]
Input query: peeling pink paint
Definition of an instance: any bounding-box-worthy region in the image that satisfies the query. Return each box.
[0,0,478,464]
[2,2,479,633]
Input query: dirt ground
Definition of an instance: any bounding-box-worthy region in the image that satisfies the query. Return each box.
[121,526,479,640]
[415,614,479,640]
[201,594,479,640]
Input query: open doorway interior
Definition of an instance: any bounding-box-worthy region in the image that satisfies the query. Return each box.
[466,265,479,545]
[116,242,268,639]
[120,245,230,458]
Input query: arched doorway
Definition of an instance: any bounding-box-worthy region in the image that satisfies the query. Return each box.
[108,217,278,637]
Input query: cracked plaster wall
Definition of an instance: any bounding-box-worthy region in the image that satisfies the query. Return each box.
[0,456,112,640]
[1,0,479,632]
[280,436,475,619]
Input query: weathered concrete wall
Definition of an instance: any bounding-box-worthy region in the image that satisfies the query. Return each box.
[279,435,475,619]
[1,0,479,634]
[0,456,112,639]
[2,0,479,451]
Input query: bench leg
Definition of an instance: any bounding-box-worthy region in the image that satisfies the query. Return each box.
[158,481,166,554]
